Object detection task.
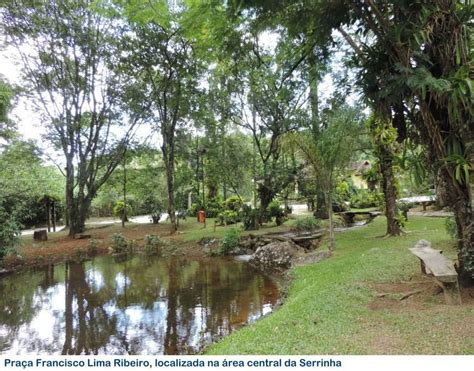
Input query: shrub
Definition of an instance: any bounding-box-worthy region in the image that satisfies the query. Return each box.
[217,210,240,225]
[294,216,322,232]
[87,239,99,255]
[0,209,21,261]
[113,201,132,221]
[241,205,260,230]
[74,247,85,260]
[350,190,384,209]
[128,239,137,253]
[110,233,128,254]
[144,234,164,255]
[223,196,243,212]
[205,197,223,218]
[335,180,351,201]
[219,228,240,255]
[397,201,410,220]
[268,200,285,226]
[395,211,407,228]
[189,197,223,218]
[140,196,163,223]
[445,216,458,239]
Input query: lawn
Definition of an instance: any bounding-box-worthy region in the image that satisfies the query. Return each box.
[206,216,474,355]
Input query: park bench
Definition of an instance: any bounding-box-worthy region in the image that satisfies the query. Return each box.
[399,195,436,211]
[339,210,381,226]
[409,239,461,304]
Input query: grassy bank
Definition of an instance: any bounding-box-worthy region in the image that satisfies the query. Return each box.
[206,216,474,355]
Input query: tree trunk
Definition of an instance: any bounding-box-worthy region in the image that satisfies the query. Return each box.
[315,190,328,219]
[208,184,218,200]
[327,183,335,251]
[379,145,401,236]
[308,52,328,220]
[162,134,177,233]
[122,149,127,228]
[65,160,82,237]
[258,177,274,214]
[434,167,449,209]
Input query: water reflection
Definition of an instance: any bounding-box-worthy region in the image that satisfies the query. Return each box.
[0,256,279,355]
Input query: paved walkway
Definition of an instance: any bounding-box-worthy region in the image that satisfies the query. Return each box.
[21,213,168,236]
[408,210,453,217]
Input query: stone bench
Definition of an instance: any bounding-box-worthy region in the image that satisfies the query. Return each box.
[409,239,461,304]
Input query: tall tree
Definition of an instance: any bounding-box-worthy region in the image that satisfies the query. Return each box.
[0,78,16,142]
[289,101,363,250]
[119,17,199,232]
[1,0,139,236]
[230,33,308,215]
[331,0,473,282]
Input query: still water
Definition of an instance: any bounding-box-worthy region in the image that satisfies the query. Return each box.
[0,255,279,355]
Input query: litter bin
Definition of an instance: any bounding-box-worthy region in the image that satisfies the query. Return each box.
[197,210,206,223]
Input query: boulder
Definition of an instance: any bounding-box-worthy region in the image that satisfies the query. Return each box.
[249,240,305,271]
[33,229,48,241]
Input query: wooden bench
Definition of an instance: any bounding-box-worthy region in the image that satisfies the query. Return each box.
[409,240,461,304]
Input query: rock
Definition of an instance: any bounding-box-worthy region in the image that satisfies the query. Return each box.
[33,229,48,241]
[249,240,305,271]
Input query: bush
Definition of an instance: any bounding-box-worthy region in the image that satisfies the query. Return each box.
[87,239,99,255]
[128,239,137,253]
[219,228,240,255]
[189,197,223,218]
[110,233,128,254]
[217,210,240,225]
[241,205,260,230]
[0,208,21,261]
[293,216,322,232]
[445,216,458,239]
[205,197,223,218]
[350,190,384,209]
[397,201,410,220]
[144,234,164,256]
[113,201,132,221]
[268,200,286,226]
[141,196,164,223]
[223,196,243,212]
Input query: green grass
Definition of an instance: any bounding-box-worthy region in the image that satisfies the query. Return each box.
[206,216,474,355]
[176,217,292,242]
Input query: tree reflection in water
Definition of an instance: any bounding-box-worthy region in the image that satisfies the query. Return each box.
[0,255,279,355]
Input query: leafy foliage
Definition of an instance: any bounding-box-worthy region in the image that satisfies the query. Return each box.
[144,234,164,256]
[112,201,132,221]
[241,205,260,231]
[219,228,240,255]
[110,233,129,254]
[268,200,285,226]
[445,217,458,240]
[293,216,321,232]
[350,190,384,209]
[217,210,240,226]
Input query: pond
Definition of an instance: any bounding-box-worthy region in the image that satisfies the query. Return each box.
[0,255,280,355]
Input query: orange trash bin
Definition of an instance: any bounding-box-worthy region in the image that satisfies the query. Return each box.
[197,210,206,223]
